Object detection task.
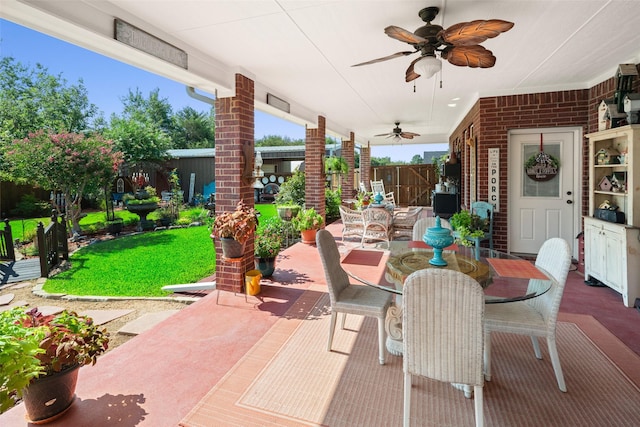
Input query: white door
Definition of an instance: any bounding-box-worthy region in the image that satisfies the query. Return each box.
[508,128,580,255]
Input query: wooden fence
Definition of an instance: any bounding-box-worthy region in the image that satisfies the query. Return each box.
[369,164,437,207]
[0,219,16,261]
[36,211,69,277]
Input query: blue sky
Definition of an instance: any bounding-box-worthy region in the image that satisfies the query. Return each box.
[0,19,439,161]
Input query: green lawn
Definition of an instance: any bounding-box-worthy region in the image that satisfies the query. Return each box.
[39,203,277,297]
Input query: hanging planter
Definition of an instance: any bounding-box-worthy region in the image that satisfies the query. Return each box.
[219,237,246,259]
[524,134,560,182]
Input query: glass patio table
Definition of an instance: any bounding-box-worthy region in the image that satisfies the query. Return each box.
[344,240,553,356]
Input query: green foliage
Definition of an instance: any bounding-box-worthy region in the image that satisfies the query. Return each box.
[44,226,216,296]
[292,207,324,231]
[410,154,424,164]
[4,131,123,234]
[324,156,348,174]
[9,193,50,218]
[170,107,215,148]
[0,307,109,413]
[325,188,341,219]
[0,308,45,413]
[432,154,448,182]
[255,135,304,146]
[104,116,171,167]
[449,210,488,247]
[371,156,392,166]
[255,217,284,258]
[275,170,306,206]
[0,57,99,145]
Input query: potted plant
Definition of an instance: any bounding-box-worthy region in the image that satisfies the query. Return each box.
[292,207,324,244]
[210,199,259,258]
[275,203,301,221]
[449,210,489,247]
[0,307,109,422]
[355,191,372,210]
[254,217,284,277]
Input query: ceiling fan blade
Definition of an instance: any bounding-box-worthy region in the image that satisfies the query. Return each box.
[442,45,497,68]
[439,19,514,46]
[374,132,392,137]
[352,50,415,67]
[405,57,421,82]
[400,132,420,138]
[384,25,427,45]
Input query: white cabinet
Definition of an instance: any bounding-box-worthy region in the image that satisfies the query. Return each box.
[585,125,640,307]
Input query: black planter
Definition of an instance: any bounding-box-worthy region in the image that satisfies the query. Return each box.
[255,256,277,277]
[22,365,79,424]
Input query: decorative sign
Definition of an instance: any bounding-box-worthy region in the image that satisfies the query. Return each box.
[525,134,559,182]
[488,148,500,212]
[114,19,188,69]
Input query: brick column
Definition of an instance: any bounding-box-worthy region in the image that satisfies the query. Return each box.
[360,143,371,191]
[305,115,326,220]
[214,74,255,293]
[341,132,355,200]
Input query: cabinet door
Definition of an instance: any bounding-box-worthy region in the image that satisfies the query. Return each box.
[604,230,624,292]
[584,223,605,280]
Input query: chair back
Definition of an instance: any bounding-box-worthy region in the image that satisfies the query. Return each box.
[528,237,571,331]
[316,229,350,305]
[359,181,367,193]
[370,180,386,195]
[412,216,451,241]
[403,269,484,386]
[471,201,494,235]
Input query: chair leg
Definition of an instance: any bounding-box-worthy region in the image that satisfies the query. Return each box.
[474,385,484,427]
[547,336,567,392]
[377,316,386,365]
[327,311,337,352]
[483,330,492,381]
[530,336,542,359]
[403,372,412,427]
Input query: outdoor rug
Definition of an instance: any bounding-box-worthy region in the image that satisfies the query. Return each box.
[180,290,640,427]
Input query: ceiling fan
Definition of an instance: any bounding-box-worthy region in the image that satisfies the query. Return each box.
[353,6,514,82]
[375,122,420,141]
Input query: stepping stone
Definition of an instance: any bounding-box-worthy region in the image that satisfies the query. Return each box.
[36,306,66,316]
[79,309,134,325]
[0,300,28,313]
[0,293,15,306]
[117,310,180,336]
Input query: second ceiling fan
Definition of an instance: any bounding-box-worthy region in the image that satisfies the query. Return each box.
[375,122,420,140]
[353,6,514,82]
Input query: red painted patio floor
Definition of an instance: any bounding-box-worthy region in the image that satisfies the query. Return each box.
[1,221,638,426]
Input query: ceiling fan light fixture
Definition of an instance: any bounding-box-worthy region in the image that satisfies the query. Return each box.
[414,55,441,79]
[392,135,402,143]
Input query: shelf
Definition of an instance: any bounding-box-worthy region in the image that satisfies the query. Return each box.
[594,190,627,196]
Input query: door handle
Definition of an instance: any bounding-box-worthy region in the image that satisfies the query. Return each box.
[566,200,573,204]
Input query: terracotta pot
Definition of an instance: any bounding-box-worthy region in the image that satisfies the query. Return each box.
[219,237,245,258]
[22,365,79,424]
[300,229,317,245]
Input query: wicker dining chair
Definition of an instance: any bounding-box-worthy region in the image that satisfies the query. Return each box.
[483,237,571,392]
[316,229,392,365]
[403,269,485,427]
[338,205,364,242]
[361,207,393,248]
[392,207,423,240]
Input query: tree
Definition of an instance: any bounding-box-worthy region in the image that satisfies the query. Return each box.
[120,88,174,134]
[105,117,172,168]
[255,135,304,146]
[410,154,424,164]
[3,131,123,234]
[170,107,215,148]
[0,57,99,144]
[371,156,392,166]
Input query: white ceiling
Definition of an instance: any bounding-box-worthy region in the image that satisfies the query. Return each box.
[3,0,640,146]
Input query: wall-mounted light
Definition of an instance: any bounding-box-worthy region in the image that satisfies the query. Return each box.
[252,151,264,189]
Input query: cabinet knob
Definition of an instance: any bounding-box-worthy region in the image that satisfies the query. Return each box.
[566,200,573,204]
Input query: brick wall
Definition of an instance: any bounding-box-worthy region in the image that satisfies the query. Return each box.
[342,132,355,200]
[360,144,371,190]
[305,116,326,219]
[448,63,640,252]
[214,74,255,293]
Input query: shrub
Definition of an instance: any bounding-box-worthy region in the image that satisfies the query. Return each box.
[9,194,50,218]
